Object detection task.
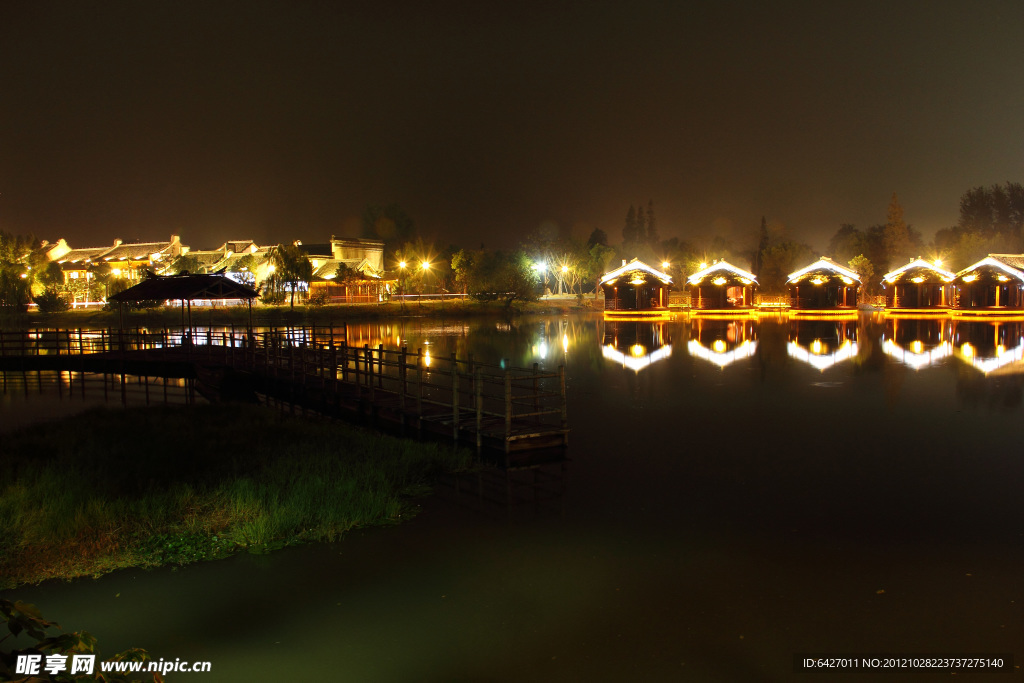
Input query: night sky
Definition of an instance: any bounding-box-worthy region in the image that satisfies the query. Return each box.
[2,1,1023,252]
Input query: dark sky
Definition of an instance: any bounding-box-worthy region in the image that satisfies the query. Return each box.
[2,0,1023,253]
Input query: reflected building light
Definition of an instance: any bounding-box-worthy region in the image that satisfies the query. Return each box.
[536,341,548,359]
[882,339,953,370]
[956,337,1024,374]
[562,333,569,353]
[787,339,858,371]
[602,343,672,372]
[424,350,432,367]
[688,339,757,368]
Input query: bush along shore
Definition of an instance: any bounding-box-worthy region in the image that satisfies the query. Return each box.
[0,403,472,589]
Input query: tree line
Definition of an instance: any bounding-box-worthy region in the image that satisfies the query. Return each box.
[4,184,1024,311]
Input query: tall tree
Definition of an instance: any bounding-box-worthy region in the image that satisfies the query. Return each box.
[884,192,913,268]
[752,216,769,276]
[622,205,638,244]
[265,243,313,309]
[645,200,658,246]
[634,202,647,244]
[362,204,416,255]
[586,228,608,248]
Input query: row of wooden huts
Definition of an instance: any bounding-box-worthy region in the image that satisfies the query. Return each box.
[600,255,1024,315]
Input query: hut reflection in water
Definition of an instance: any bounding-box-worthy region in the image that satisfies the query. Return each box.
[687,318,757,368]
[952,320,1024,374]
[601,321,672,372]
[882,317,953,369]
[787,319,859,371]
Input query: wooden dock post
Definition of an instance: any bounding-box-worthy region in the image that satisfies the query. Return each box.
[451,351,459,443]
[475,367,483,454]
[416,347,424,437]
[559,365,568,445]
[504,359,512,455]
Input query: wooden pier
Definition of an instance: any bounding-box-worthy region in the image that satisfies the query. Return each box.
[0,327,569,458]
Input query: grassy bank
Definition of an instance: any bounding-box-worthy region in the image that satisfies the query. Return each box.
[4,297,599,330]
[0,403,472,589]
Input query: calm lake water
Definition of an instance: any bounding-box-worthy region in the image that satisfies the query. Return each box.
[3,313,1022,681]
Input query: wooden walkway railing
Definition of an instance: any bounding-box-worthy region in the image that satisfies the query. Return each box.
[0,327,569,457]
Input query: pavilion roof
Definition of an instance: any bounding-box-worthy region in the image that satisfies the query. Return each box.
[788,257,861,284]
[599,259,673,286]
[107,273,258,302]
[686,260,757,286]
[953,256,1024,284]
[882,258,955,284]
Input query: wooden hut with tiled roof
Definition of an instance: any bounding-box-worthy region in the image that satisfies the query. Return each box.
[881,258,955,310]
[599,259,673,318]
[786,257,860,310]
[686,260,757,312]
[952,255,1024,314]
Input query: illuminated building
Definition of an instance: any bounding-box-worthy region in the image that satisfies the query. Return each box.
[951,255,1024,315]
[880,258,955,312]
[686,260,757,313]
[599,259,673,319]
[786,257,860,311]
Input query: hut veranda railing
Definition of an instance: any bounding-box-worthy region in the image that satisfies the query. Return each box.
[0,327,569,454]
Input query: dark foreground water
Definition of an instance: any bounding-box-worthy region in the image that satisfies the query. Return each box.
[3,314,1023,681]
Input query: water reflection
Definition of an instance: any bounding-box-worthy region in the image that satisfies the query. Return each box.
[601,321,672,372]
[687,318,757,368]
[882,317,953,369]
[786,319,859,371]
[952,320,1024,375]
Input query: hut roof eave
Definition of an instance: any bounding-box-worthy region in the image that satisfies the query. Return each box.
[953,256,1024,284]
[107,273,259,302]
[787,257,861,285]
[883,258,955,284]
[686,260,758,286]
[599,259,673,286]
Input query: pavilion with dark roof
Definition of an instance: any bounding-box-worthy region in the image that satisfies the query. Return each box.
[108,272,259,331]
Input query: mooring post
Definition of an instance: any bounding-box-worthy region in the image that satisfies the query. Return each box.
[377,344,384,388]
[399,346,408,411]
[504,360,512,454]
[559,365,568,445]
[365,345,374,402]
[340,341,348,383]
[533,362,540,413]
[451,351,459,443]
[475,367,483,454]
[416,347,424,437]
